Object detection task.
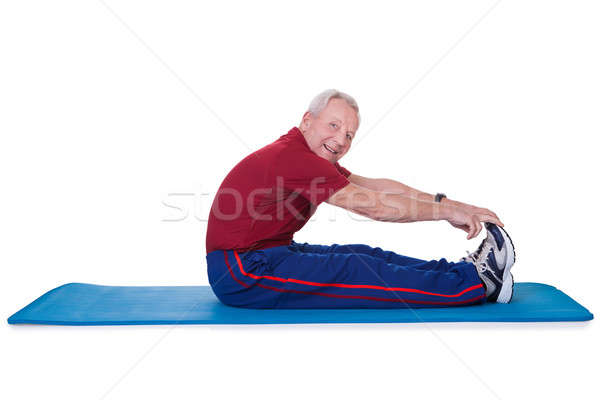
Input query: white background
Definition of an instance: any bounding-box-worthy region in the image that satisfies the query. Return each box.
[1,1,598,399]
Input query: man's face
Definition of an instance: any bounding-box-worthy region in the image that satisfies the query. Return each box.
[299,98,359,164]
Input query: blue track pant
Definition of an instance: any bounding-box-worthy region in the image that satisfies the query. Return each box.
[206,240,486,309]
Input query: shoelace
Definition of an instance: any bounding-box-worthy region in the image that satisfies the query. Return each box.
[474,258,492,274]
[462,240,493,273]
[461,239,486,263]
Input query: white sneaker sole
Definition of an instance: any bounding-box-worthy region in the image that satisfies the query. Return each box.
[495,226,516,303]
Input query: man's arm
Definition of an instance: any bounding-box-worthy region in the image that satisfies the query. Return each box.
[348,173,433,200]
[347,173,502,223]
[326,181,503,239]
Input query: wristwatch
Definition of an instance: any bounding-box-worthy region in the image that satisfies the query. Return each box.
[434,193,447,203]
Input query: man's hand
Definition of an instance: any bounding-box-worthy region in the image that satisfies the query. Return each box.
[461,204,502,224]
[446,206,504,240]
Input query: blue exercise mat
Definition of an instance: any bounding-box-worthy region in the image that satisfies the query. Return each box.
[7,282,593,325]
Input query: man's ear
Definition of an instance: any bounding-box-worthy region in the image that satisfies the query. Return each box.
[299,111,312,133]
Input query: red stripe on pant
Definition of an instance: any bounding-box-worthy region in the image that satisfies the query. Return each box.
[223,250,485,306]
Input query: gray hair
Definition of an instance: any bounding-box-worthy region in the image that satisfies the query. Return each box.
[307,89,361,128]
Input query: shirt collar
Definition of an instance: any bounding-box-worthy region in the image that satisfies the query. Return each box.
[290,126,309,149]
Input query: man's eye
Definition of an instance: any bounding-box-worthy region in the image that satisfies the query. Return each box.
[346,134,353,141]
[330,123,338,128]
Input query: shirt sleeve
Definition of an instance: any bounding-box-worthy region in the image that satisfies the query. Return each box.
[274,151,351,206]
[334,162,352,178]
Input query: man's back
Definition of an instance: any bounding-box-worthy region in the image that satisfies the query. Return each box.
[205,126,351,254]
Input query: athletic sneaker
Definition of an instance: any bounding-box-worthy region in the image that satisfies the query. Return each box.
[461,222,516,303]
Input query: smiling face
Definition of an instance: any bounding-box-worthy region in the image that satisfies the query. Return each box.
[299,98,359,164]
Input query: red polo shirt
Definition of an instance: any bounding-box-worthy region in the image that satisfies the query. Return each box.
[205,126,352,253]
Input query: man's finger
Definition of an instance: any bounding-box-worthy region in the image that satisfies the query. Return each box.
[487,210,501,221]
[477,214,504,227]
[455,223,470,233]
[473,215,482,238]
[476,207,499,221]
[457,224,469,233]
[467,220,476,239]
[489,210,500,219]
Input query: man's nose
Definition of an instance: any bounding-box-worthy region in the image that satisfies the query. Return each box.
[336,131,350,147]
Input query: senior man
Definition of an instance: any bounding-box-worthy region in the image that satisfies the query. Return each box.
[205,89,515,308]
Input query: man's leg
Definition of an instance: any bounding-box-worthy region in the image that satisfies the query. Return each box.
[290,240,452,271]
[207,244,485,309]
